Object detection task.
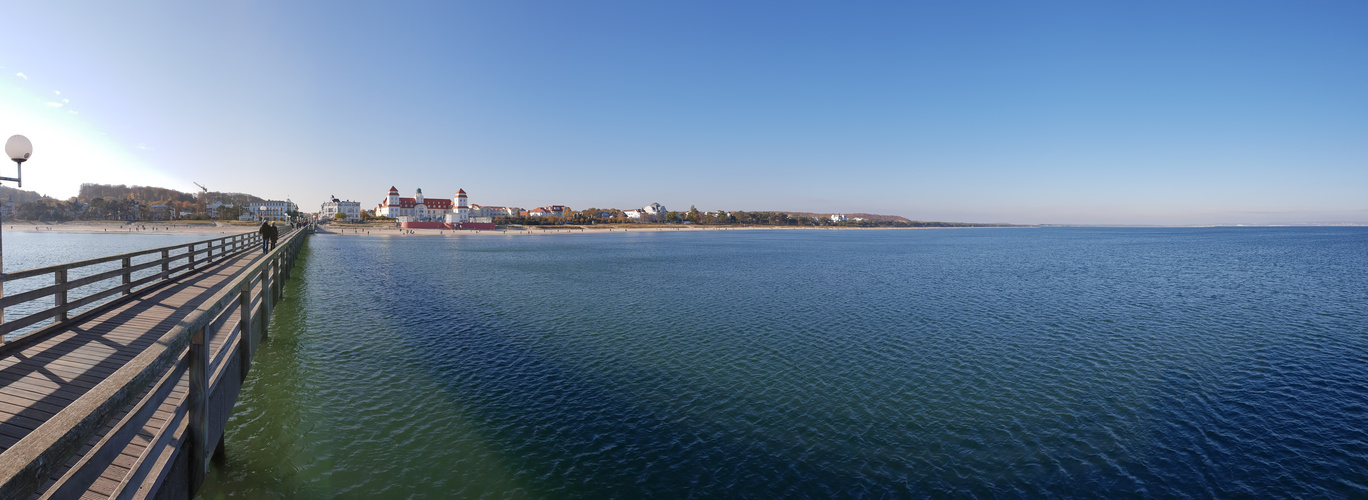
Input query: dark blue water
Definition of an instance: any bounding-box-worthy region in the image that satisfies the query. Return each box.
[201,228,1368,498]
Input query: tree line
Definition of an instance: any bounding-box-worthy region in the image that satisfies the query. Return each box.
[5,183,274,222]
[491,205,1015,228]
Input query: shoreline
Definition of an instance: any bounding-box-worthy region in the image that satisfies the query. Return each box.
[9,222,1353,238]
[2,221,1011,238]
[310,224,1014,237]
[3,222,257,235]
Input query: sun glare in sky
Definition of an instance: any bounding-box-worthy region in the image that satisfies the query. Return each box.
[2,78,178,197]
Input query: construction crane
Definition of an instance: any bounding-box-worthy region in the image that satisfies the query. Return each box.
[192,182,209,217]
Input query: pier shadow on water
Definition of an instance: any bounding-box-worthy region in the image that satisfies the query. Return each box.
[198,228,1368,498]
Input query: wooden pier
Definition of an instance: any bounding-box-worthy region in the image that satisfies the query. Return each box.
[0,226,310,499]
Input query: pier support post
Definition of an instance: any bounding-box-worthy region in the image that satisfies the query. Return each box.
[187,326,210,492]
[122,257,132,295]
[54,269,67,322]
[213,435,227,464]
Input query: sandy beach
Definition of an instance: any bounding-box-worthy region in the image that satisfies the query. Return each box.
[4,220,948,238]
[310,223,893,237]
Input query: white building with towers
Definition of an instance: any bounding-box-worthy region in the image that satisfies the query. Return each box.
[375,186,487,225]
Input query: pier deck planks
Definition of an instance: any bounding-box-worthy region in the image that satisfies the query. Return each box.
[0,245,277,499]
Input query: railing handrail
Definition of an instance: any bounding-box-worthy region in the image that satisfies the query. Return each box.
[0,224,311,500]
[0,227,305,343]
[3,231,252,282]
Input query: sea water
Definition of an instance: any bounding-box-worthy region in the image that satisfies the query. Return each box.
[1,230,238,340]
[185,227,1366,497]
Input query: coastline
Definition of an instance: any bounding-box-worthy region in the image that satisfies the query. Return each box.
[310,224,1000,237]
[3,221,1029,238]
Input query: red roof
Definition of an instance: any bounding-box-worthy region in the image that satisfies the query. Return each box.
[379,197,453,209]
[388,186,399,193]
[457,189,466,195]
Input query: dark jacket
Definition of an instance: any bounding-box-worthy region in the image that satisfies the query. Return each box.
[268,224,279,245]
[258,222,271,240]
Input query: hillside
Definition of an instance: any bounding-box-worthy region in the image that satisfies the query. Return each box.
[0,185,50,204]
[77,183,267,206]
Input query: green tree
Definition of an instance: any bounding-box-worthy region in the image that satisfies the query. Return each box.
[84,197,108,220]
[218,204,243,220]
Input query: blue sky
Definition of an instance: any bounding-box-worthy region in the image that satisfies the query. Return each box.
[2,1,1364,225]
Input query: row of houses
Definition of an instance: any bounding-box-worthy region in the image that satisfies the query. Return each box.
[314,186,671,224]
[137,199,293,221]
[235,200,298,222]
[138,200,295,221]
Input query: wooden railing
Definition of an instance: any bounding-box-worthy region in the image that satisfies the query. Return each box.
[0,225,311,499]
[0,232,262,343]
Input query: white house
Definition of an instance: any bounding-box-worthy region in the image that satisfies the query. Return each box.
[320,196,362,221]
[470,204,520,220]
[643,202,667,220]
[239,200,298,221]
[527,205,569,218]
[625,202,667,222]
[205,201,233,218]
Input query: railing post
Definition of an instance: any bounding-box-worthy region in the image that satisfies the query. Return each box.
[122,257,132,295]
[188,326,210,491]
[273,257,282,301]
[260,271,272,340]
[54,269,68,323]
[161,249,170,280]
[268,260,276,309]
[238,285,253,382]
[189,243,197,271]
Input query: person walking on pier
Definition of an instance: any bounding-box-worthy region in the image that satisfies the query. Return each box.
[259,221,272,252]
[269,223,279,249]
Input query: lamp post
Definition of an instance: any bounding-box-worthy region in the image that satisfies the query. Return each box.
[2,135,34,331]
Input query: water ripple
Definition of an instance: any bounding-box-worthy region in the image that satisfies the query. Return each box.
[201,227,1368,498]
